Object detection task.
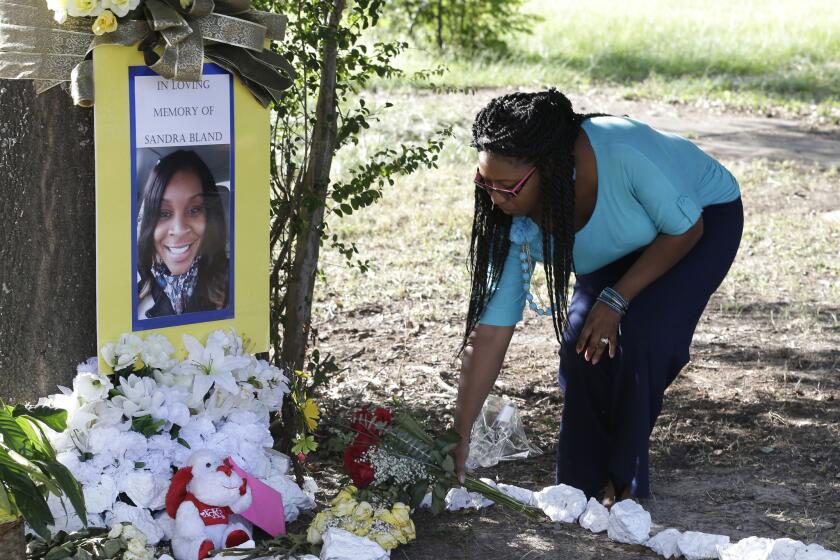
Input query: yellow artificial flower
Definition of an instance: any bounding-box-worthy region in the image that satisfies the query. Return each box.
[400,519,417,542]
[332,496,357,517]
[374,508,399,527]
[91,9,117,35]
[306,523,323,545]
[352,501,374,522]
[179,0,192,8]
[331,486,357,507]
[370,531,399,550]
[109,0,130,17]
[311,511,332,533]
[391,503,411,528]
[352,516,373,536]
[302,398,320,431]
[68,0,96,17]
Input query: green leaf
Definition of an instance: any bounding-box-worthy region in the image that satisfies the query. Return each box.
[441,455,455,474]
[44,543,74,560]
[12,405,68,432]
[177,438,191,449]
[9,473,54,541]
[409,481,429,509]
[430,481,447,515]
[37,460,86,525]
[14,416,53,458]
[435,428,461,455]
[393,413,434,446]
[0,483,16,517]
[0,407,30,452]
[131,415,166,437]
[100,539,122,558]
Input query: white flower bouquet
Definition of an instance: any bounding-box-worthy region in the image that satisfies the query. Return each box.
[37,329,314,546]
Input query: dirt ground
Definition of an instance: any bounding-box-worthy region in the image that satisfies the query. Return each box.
[305,92,840,559]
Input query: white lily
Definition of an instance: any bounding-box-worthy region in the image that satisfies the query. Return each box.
[207,328,244,356]
[177,334,250,405]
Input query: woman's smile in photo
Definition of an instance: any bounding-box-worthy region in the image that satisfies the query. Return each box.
[153,169,206,275]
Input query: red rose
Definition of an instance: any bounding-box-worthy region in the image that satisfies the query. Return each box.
[343,441,375,488]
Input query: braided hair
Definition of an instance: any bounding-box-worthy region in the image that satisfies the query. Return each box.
[462,88,602,351]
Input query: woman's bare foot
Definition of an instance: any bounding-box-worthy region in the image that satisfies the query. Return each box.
[599,479,633,507]
[599,479,617,508]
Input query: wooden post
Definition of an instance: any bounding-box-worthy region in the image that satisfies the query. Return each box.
[0,80,97,404]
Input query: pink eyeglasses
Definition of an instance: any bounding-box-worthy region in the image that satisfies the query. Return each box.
[474,167,536,198]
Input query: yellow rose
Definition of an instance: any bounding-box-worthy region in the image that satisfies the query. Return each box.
[352,514,373,535]
[108,0,130,17]
[370,531,399,550]
[353,501,374,522]
[311,511,332,533]
[91,10,117,35]
[306,523,323,545]
[68,0,96,17]
[391,503,411,528]
[331,486,357,506]
[332,496,357,517]
[400,519,416,542]
[374,508,399,527]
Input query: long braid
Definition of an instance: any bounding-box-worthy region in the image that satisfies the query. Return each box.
[462,88,605,350]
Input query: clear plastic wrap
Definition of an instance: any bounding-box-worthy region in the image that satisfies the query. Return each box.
[466,395,542,469]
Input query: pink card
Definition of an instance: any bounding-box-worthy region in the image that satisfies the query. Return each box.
[229,457,286,537]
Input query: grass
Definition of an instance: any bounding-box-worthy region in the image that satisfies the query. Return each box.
[376,0,840,120]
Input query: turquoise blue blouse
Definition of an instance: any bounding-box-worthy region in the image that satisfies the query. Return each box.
[479,116,741,326]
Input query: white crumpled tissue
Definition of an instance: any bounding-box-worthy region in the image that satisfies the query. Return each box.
[319,528,389,560]
[646,528,682,558]
[445,487,494,511]
[607,499,651,545]
[677,531,730,560]
[719,536,775,560]
[533,484,587,523]
[578,498,609,533]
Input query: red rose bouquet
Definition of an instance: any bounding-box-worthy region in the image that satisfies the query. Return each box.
[341,404,542,516]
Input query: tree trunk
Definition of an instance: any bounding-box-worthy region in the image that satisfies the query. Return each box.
[276,1,345,475]
[436,0,444,50]
[0,518,25,559]
[0,80,97,404]
[280,0,345,373]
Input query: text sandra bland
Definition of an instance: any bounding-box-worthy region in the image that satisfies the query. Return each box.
[144,132,224,144]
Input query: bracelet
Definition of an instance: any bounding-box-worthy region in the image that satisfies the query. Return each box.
[597,287,629,317]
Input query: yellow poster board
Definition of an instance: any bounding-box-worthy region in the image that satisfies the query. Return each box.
[94,45,269,369]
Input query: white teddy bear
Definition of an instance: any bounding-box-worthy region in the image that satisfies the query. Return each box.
[165,449,253,560]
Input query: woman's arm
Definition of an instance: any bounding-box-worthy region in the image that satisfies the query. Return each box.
[454,323,515,481]
[577,216,704,364]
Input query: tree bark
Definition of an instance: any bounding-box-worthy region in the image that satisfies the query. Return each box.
[280,0,345,373]
[0,518,25,559]
[0,80,97,404]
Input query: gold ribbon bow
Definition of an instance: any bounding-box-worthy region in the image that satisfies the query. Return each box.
[0,0,294,106]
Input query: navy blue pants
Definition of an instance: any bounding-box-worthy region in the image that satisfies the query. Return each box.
[556,197,743,498]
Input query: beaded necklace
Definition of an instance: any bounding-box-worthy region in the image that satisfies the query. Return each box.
[510,216,554,317]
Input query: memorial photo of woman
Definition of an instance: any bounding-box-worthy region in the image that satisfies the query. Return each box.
[136,149,230,320]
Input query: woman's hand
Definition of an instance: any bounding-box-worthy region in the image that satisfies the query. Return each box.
[453,440,470,484]
[576,301,621,365]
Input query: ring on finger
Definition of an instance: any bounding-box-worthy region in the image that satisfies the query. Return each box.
[599,337,609,346]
